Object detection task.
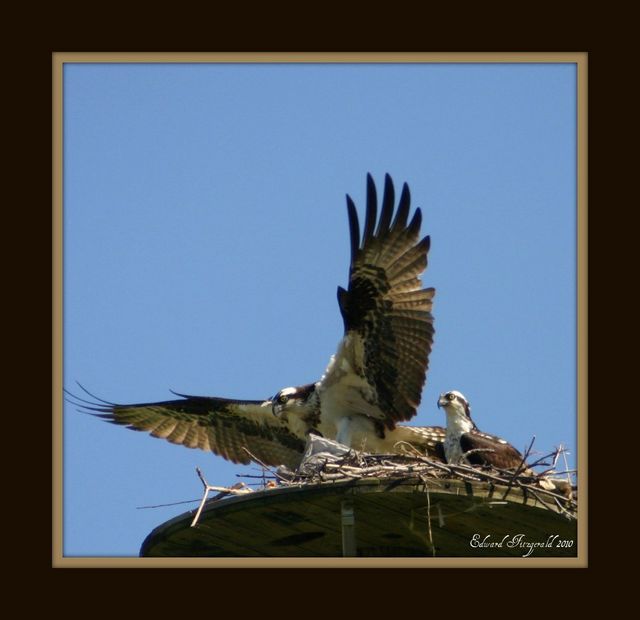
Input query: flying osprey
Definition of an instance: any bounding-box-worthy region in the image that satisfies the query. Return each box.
[68,174,446,470]
[437,390,526,469]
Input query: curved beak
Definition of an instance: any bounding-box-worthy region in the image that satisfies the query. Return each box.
[260,399,279,417]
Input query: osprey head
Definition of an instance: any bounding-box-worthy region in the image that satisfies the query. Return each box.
[271,383,316,418]
[437,390,472,420]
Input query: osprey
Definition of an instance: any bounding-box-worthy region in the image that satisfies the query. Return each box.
[68,174,446,470]
[437,390,526,469]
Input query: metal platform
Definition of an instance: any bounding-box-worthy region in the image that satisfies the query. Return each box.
[140,476,577,557]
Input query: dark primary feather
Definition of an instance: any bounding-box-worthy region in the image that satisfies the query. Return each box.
[66,388,306,469]
[338,173,435,427]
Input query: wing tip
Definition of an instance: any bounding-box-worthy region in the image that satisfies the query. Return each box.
[363,174,378,243]
[346,195,360,262]
[355,174,422,241]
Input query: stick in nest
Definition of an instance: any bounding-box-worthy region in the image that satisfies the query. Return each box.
[241,447,290,482]
[419,474,436,557]
[190,467,251,527]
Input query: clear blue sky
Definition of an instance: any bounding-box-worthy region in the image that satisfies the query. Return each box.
[63,62,577,557]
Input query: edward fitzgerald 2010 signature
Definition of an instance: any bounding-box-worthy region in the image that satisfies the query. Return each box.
[470,533,575,557]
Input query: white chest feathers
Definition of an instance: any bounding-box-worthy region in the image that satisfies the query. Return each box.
[444,411,474,464]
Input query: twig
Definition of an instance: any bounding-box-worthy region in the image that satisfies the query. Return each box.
[191,468,213,527]
[551,495,577,520]
[527,446,563,470]
[518,484,561,515]
[236,473,281,480]
[461,448,496,460]
[393,441,425,457]
[500,436,537,500]
[559,444,574,500]
[136,499,200,510]
[191,467,251,527]
[515,479,577,506]
[241,447,289,481]
[420,475,436,557]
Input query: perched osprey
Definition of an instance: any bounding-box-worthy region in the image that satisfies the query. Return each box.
[437,390,526,469]
[68,174,446,470]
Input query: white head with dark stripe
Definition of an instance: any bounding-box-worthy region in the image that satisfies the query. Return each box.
[271,383,317,419]
[437,390,476,433]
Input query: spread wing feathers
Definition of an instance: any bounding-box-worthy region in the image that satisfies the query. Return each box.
[459,431,525,469]
[65,388,306,469]
[336,173,435,426]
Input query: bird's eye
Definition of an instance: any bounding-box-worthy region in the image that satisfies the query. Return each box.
[447,393,456,401]
[278,394,289,404]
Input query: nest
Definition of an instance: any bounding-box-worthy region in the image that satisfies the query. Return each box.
[190,435,577,527]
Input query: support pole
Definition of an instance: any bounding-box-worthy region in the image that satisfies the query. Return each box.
[341,499,357,556]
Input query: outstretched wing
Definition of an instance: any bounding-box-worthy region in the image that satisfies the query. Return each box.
[66,388,306,469]
[325,173,434,428]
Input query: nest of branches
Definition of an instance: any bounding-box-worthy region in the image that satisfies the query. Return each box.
[189,439,576,527]
[286,443,575,517]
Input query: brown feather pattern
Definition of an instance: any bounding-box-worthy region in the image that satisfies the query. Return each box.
[459,431,525,469]
[67,390,306,469]
[338,173,435,427]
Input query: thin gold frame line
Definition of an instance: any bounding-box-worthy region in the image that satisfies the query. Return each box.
[53,52,586,568]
